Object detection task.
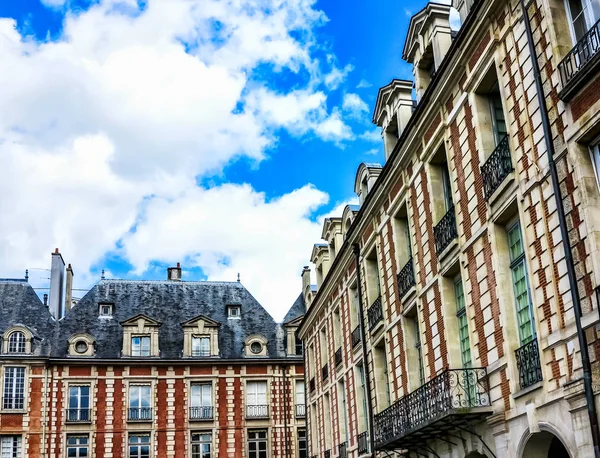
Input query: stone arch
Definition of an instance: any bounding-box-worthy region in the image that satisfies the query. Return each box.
[518,424,573,458]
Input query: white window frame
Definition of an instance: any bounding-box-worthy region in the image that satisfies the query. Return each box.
[191,432,212,458]
[227,305,241,318]
[247,430,268,458]
[66,435,89,458]
[128,385,152,421]
[0,436,22,458]
[99,303,113,317]
[2,367,25,411]
[67,385,91,422]
[128,434,151,458]
[131,336,151,357]
[7,332,26,354]
[590,143,600,192]
[192,337,211,357]
[564,0,600,44]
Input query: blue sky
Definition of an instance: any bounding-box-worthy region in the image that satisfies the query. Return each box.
[0,0,424,320]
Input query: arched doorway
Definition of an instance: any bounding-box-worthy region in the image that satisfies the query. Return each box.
[522,431,570,458]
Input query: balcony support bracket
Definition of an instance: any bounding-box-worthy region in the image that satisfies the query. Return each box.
[454,423,497,458]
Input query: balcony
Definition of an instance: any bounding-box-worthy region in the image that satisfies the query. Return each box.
[189,406,214,420]
[357,431,369,454]
[351,325,361,348]
[433,205,457,255]
[65,408,91,423]
[373,368,491,450]
[296,404,306,418]
[128,407,152,421]
[367,296,383,331]
[246,405,269,419]
[322,363,329,381]
[558,18,600,100]
[338,442,347,458]
[397,258,416,297]
[481,136,513,200]
[515,339,543,390]
[335,347,343,367]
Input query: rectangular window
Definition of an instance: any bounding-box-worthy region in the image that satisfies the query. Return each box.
[128,434,150,458]
[374,342,391,410]
[67,386,90,422]
[338,380,348,443]
[0,436,21,458]
[192,337,211,357]
[357,364,368,432]
[565,0,600,43]
[248,430,267,458]
[131,336,151,357]
[129,385,152,420]
[2,367,25,410]
[590,144,600,191]
[191,432,212,458]
[294,333,303,355]
[190,383,213,419]
[488,83,507,146]
[298,429,307,458]
[295,380,305,406]
[508,222,535,345]
[455,278,472,368]
[414,318,425,386]
[66,435,88,458]
[247,381,267,418]
[441,162,453,212]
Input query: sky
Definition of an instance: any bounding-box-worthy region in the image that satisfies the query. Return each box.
[0,0,433,321]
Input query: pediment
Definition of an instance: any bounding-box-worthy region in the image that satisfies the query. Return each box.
[180,314,221,328]
[119,314,162,327]
[283,316,304,327]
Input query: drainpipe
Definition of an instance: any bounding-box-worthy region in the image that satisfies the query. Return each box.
[520,1,600,456]
[283,364,290,458]
[353,244,376,458]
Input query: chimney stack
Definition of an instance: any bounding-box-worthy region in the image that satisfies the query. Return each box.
[301,266,311,295]
[43,294,48,306]
[167,262,182,281]
[65,264,74,314]
[49,248,65,319]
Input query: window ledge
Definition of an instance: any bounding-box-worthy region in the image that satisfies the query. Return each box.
[559,51,600,102]
[0,409,25,414]
[437,237,459,270]
[487,173,516,214]
[513,381,543,399]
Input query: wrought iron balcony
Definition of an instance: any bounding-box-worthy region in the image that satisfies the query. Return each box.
[335,347,343,367]
[246,405,269,419]
[357,431,369,454]
[433,205,457,255]
[515,338,543,390]
[338,442,347,458]
[351,325,361,348]
[65,408,91,423]
[481,135,513,200]
[397,258,416,297]
[558,18,600,99]
[189,406,213,420]
[373,368,491,450]
[309,377,315,392]
[367,295,383,331]
[128,407,152,421]
[191,348,211,357]
[296,403,306,418]
[324,450,330,458]
[322,363,329,381]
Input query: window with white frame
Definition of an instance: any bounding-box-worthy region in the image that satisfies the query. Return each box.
[190,383,213,419]
[99,303,113,317]
[227,305,241,318]
[128,434,150,458]
[66,435,88,458]
[247,430,267,458]
[191,432,212,458]
[131,336,151,357]
[7,332,26,354]
[590,143,600,191]
[128,385,152,421]
[295,380,305,409]
[2,367,25,410]
[565,0,600,44]
[246,381,267,418]
[67,386,90,422]
[297,429,307,458]
[0,436,21,458]
[192,337,211,357]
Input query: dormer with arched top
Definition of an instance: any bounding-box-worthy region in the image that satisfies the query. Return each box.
[2,326,33,355]
[311,243,330,288]
[342,204,360,236]
[354,163,383,204]
[322,217,343,261]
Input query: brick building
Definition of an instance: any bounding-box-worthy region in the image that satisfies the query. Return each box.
[297,0,600,457]
[0,253,306,458]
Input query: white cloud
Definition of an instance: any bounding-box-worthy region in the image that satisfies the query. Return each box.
[360,128,381,142]
[356,79,372,89]
[40,0,66,7]
[366,148,380,155]
[342,93,369,115]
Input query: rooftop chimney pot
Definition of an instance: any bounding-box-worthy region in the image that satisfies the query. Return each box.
[168,264,182,281]
[43,294,48,306]
[49,249,65,319]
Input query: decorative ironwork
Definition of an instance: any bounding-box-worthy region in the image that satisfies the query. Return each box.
[433,205,457,254]
[397,258,416,297]
[515,339,543,390]
[335,347,343,367]
[189,406,213,420]
[338,442,347,458]
[373,368,490,449]
[481,135,513,200]
[351,326,361,348]
[66,408,91,423]
[309,377,315,392]
[558,18,600,91]
[358,431,369,454]
[128,407,152,421]
[295,404,306,418]
[322,363,329,381]
[246,405,269,418]
[324,450,330,458]
[367,295,383,331]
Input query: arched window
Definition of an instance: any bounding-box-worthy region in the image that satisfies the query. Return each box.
[8,331,26,353]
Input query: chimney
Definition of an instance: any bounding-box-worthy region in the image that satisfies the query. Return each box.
[167,262,182,281]
[65,264,74,314]
[49,248,65,319]
[301,266,311,295]
[43,294,48,306]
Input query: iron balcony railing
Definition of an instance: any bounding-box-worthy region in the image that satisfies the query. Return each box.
[335,347,343,367]
[373,368,490,449]
[324,450,330,458]
[191,349,211,357]
[128,407,152,421]
[189,406,213,420]
[558,18,600,92]
[65,408,91,423]
[357,431,369,454]
[296,404,306,418]
[515,338,543,390]
[397,258,416,297]
[351,325,361,348]
[481,136,513,200]
[433,205,457,254]
[246,405,269,419]
[367,295,383,331]
[322,363,329,381]
[338,442,347,458]
[309,377,315,393]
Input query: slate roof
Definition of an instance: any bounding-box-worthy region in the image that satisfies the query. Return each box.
[282,293,306,324]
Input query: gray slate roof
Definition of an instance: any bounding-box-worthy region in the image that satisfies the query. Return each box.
[282,293,306,324]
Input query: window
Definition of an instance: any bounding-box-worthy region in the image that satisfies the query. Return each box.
[373,342,391,410]
[67,386,90,422]
[190,383,213,419]
[441,162,453,213]
[66,435,88,458]
[322,393,332,450]
[455,277,472,368]
[246,381,267,418]
[248,430,267,458]
[0,436,21,458]
[365,251,381,304]
[295,381,305,408]
[74,341,88,354]
[338,380,348,443]
[192,337,211,357]
[191,433,211,458]
[99,303,113,317]
[565,0,600,43]
[298,430,307,458]
[250,342,262,354]
[294,333,303,356]
[129,385,152,421]
[227,305,241,318]
[131,336,151,357]
[2,367,25,410]
[508,222,536,345]
[128,434,150,458]
[7,332,25,354]
[590,144,600,191]
[356,364,368,433]
[488,82,507,146]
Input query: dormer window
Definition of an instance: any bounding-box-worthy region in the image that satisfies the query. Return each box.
[245,335,268,357]
[131,336,151,357]
[228,305,241,318]
[120,315,162,358]
[181,315,220,358]
[67,333,95,357]
[7,332,26,354]
[99,303,113,317]
[2,327,32,355]
[192,336,211,357]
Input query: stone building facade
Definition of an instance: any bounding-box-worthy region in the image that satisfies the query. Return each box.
[297,0,600,457]
[0,255,306,458]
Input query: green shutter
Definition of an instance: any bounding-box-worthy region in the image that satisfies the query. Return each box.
[455,278,472,368]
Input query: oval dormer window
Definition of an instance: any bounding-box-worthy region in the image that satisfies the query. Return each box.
[250,342,262,354]
[75,341,89,354]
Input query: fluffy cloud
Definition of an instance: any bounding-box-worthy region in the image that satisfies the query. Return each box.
[342,93,369,116]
